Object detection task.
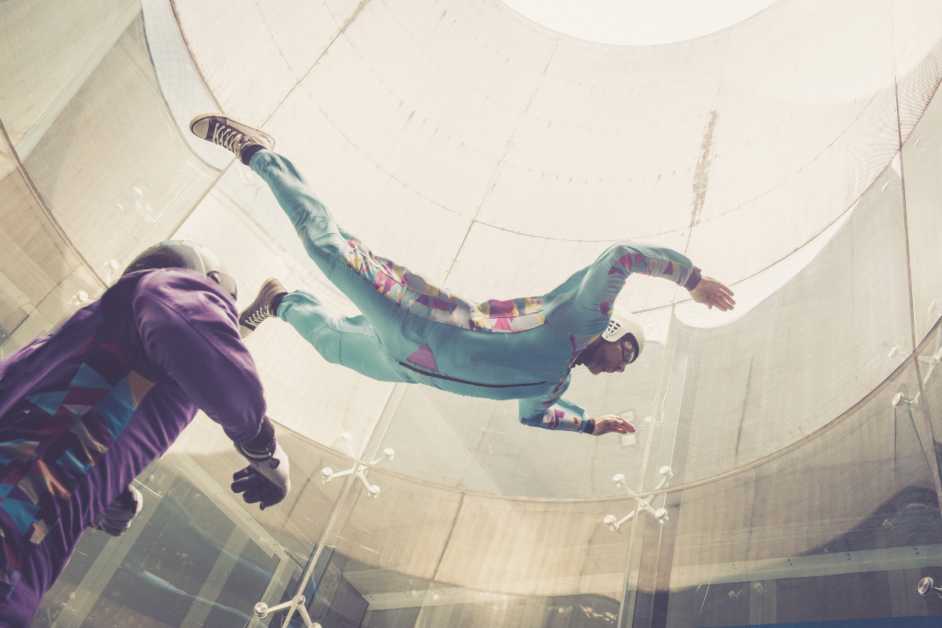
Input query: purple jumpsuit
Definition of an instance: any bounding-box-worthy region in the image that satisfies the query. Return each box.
[0,269,269,626]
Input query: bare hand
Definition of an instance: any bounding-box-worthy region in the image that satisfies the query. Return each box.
[592,415,635,437]
[689,276,736,311]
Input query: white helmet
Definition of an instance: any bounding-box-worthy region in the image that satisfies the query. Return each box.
[602,314,645,363]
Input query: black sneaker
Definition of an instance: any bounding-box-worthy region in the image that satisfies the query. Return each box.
[239,278,287,338]
[189,114,275,166]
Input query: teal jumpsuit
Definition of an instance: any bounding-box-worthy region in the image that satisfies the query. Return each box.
[250,151,698,434]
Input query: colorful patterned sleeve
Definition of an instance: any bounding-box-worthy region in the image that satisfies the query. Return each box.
[577,241,699,325]
[517,376,593,434]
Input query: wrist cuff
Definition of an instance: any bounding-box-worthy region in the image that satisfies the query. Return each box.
[684,267,702,291]
[237,416,276,459]
[585,419,596,435]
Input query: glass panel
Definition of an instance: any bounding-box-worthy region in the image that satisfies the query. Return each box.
[285,464,632,628]
[141,0,229,169]
[648,359,942,627]
[0,0,140,147]
[0,167,103,355]
[903,83,942,345]
[893,1,942,142]
[688,2,902,285]
[21,14,218,273]
[0,1,215,358]
[31,420,355,627]
[0,130,10,172]
[657,160,915,485]
[246,463,461,628]
[917,319,942,489]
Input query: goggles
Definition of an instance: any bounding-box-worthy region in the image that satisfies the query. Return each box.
[621,337,638,364]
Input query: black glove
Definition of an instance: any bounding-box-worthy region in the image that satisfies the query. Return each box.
[231,464,288,509]
[232,417,291,510]
[90,485,143,536]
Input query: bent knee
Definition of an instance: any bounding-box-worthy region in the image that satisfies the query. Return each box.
[295,316,343,365]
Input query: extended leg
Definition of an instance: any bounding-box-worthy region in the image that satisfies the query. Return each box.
[190,116,440,353]
[277,291,409,383]
[250,151,357,280]
[248,150,413,345]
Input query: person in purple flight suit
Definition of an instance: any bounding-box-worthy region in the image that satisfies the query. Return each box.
[0,241,291,627]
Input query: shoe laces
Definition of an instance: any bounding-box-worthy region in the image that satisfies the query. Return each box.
[212,124,246,154]
[245,305,271,326]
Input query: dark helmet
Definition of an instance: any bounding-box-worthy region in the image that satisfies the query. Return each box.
[123,240,238,300]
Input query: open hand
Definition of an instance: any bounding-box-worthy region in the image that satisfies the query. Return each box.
[593,415,636,437]
[689,276,736,311]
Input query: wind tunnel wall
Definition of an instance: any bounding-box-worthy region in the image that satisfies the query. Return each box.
[164,0,942,500]
[2,0,942,627]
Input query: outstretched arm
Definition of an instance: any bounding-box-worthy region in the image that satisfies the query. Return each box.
[573,241,701,333]
[517,376,636,436]
[572,241,735,333]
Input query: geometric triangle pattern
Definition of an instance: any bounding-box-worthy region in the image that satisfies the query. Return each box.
[69,363,112,391]
[23,392,67,417]
[1,323,156,549]
[339,235,547,333]
[2,498,39,535]
[62,404,93,416]
[406,344,438,372]
[129,371,156,409]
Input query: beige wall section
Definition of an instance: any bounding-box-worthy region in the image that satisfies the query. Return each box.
[0,167,102,352]
[664,357,935,578]
[0,130,9,171]
[0,2,221,355]
[328,468,632,600]
[260,91,475,289]
[903,77,942,345]
[892,0,942,141]
[23,16,219,269]
[0,0,141,352]
[174,0,942,306]
[655,156,915,483]
[0,0,140,147]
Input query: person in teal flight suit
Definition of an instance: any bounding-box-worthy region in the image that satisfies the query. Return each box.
[190,115,735,438]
